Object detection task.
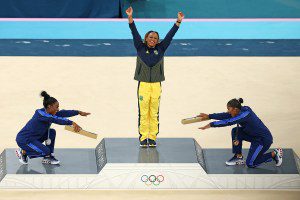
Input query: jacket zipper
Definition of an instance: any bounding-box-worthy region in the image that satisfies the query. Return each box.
[150,67,152,82]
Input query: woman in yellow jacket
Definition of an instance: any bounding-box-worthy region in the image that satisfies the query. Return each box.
[126,7,184,147]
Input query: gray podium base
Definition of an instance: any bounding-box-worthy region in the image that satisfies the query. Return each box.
[0,138,299,189]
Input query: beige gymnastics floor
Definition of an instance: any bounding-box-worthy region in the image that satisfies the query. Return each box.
[0,57,299,199]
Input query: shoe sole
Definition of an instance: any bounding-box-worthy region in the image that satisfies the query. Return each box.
[148,145,156,147]
[225,160,245,166]
[42,160,60,165]
[140,145,148,148]
[42,161,60,165]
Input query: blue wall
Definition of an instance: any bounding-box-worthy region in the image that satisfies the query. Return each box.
[0,0,121,18]
[123,0,300,18]
[1,0,300,18]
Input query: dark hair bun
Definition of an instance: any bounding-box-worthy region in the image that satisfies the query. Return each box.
[40,91,50,99]
[238,98,244,104]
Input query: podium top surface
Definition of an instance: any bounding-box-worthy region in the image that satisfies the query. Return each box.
[103,138,199,163]
[203,148,299,174]
[5,148,97,174]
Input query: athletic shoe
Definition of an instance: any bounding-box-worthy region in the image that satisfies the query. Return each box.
[42,156,60,165]
[225,155,245,166]
[15,148,28,165]
[148,139,156,147]
[273,148,283,167]
[140,139,148,148]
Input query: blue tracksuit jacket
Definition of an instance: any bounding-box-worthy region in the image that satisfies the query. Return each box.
[16,108,79,143]
[209,106,273,142]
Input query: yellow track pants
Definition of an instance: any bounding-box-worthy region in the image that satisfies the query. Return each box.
[138,82,161,141]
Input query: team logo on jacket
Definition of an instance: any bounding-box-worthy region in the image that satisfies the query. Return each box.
[154,50,158,55]
[139,96,143,101]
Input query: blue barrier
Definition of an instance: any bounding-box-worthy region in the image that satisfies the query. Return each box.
[0,39,299,56]
[0,20,300,39]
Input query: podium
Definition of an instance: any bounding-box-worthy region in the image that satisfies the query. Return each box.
[0,138,299,189]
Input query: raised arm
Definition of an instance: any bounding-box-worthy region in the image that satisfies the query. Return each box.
[126,7,143,49]
[160,12,184,51]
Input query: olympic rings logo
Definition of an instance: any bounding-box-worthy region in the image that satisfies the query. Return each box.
[141,175,164,186]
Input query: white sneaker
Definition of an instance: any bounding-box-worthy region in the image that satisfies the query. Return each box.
[15,148,28,165]
[274,148,283,167]
[42,156,60,165]
[225,155,245,166]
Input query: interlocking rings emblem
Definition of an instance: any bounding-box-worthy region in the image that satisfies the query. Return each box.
[141,175,164,186]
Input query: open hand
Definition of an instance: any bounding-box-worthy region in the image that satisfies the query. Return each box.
[72,122,82,132]
[126,7,133,17]
[79,111,91,117]
[197,113,209,120]
[177,12,184,22]
[199,123,211,130]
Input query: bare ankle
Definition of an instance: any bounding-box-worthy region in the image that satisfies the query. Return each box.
[271,151,275,158]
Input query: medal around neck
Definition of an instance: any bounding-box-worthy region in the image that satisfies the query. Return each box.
[45,138,51,145]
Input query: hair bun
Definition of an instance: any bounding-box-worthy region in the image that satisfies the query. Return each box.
[40,91,50,99]
[238,98,244,104]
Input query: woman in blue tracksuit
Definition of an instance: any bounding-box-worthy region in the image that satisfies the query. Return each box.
[15,91,90,165]
[198,98,283,168]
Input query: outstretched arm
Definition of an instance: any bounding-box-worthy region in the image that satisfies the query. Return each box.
[126,7,143,49]
[38,109,73,125]
[197,112,231,120]
[210,110,250,128]
[208,112,232,120]
[56,110,91,118]
[199,110,250,130]
[38,110,83,132]
[160,12,184,51]
[56,110,79,118]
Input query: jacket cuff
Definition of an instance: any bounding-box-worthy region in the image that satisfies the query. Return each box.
[129,21,135,27]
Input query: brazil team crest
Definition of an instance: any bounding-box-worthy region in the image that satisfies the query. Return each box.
[139,95,143,101]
